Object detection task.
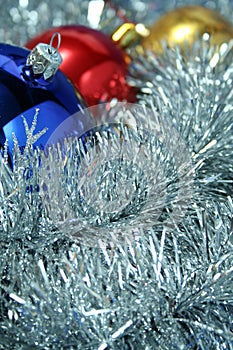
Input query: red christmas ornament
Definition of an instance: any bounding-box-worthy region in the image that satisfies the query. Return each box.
[25,25,137,106]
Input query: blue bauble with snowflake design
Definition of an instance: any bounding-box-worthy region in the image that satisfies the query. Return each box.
[0,35,87,159]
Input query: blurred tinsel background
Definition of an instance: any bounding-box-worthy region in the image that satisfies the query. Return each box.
[0,0,233,349]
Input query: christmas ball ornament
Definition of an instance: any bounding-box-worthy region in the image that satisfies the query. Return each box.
[143,5,233,54]
[0,33,86,158]
[25,25,137,106]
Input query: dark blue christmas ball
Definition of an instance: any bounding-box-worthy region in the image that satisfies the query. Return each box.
[0,41,87,158]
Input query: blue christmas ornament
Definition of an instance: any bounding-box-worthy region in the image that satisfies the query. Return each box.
[0,33,87,157]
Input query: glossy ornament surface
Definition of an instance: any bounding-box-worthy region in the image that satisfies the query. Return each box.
[26,25,137,106]
[143,6,233,54]
[0,40,86,157]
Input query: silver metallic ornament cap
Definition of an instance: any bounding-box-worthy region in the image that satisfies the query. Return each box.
[26,32,62,80]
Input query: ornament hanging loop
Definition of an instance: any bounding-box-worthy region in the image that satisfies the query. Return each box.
[25,32,63,81]
[49,32,61,54]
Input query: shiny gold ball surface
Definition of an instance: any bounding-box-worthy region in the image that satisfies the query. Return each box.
[143,6,233,53]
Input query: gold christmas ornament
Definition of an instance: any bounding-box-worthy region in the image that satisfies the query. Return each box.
[143,5,233,54]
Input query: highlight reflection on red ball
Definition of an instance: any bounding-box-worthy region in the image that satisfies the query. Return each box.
[26,25,137,106]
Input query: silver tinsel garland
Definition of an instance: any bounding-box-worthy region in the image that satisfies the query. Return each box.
[130,40,233,199]
[0,0,233,349]
[0,197,233,349]
[39,102,194,247]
